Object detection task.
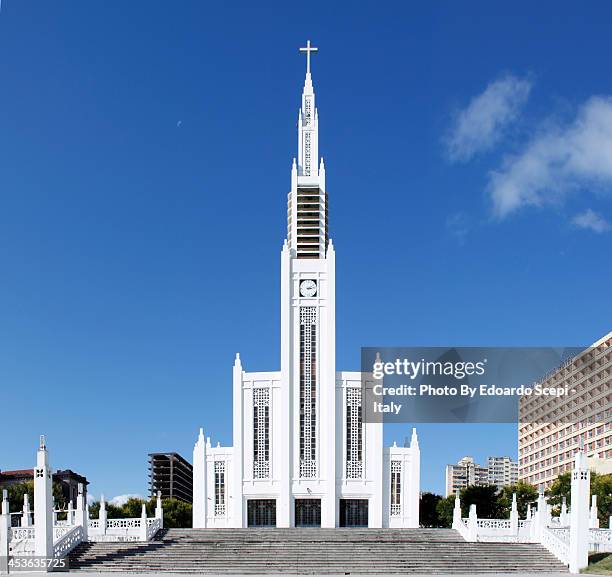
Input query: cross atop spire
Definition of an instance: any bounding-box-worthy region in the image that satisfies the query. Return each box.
[299,40,318,75]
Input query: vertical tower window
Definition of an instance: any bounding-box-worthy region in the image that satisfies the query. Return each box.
[390,460,401,516]
[346,388,363,479]
[214,461,225,517]
[300,306,317,478]
[253,388,270,479]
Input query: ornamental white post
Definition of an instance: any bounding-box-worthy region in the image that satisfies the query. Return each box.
[510,493,519,535]
[452,493,462,529]
[140,504,148,542]
[155,491,163,529]
[533,492,547,539]
[34,435,54,562]
[569,449,590,573]
[590,495,599,528]
[468,504,478,542]
[67,500,74,526]
[192,428,207,528]
[561,496,569,526]
[0,490,10,574]
[99,495,107,536]
[22,493,32,527]
[75,483,88,540]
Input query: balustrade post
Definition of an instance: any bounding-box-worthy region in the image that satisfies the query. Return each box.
[140,504,148,542]
[0,490,10,575]
[569,448,590,573]
[510,493,519,535]
[155,491,163,529]
[609,516,612,530]
[561,496,569,526]
[533,492,547,540]
[451,494,461,529]
[468,504,478,542]
[67,500,74,526]
[22,493,32,528]
[33,435,54,565]
[590,495,599,529]
[99,495,107,536]
[75,483,88,541]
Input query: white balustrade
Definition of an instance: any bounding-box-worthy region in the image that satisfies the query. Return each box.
[590,528,612,552]
[146,518,162,541]
[53,525,85,558]
[453,517,471,541]
[541,526,569,566]
[53,525,71,541]
[87,515,162,543]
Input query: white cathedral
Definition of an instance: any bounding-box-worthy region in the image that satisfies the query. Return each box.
[192,42,420,530]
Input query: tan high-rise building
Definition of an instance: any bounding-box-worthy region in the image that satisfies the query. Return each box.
[518,332,612,490]
[445,456,489,497]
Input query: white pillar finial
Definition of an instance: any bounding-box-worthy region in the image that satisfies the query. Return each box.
[1,490,8,516]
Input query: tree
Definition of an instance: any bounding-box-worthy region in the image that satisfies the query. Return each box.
[547,471,612,526]
[419,492,443,527]
[546,471,571,515]
[436,495,456,528]
[499,482,539,518]
[592,473,612,527]
[87,496,191,528]
[5,480,66,520]
[460,484,504,519]
[121,497,146,519]
[161,498,192,528]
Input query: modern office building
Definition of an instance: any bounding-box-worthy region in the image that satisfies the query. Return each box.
[487,456,518,487]
[445,457,489,497]
[148,452,193,503]
[445,456,518,496]
[518,331,612,490]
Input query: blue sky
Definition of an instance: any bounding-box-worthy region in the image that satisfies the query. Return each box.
[1,1,611,500]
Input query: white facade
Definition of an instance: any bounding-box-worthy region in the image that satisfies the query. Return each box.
[192,43,420,529]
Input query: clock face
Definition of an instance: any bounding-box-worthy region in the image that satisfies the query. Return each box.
[299,279,317,297]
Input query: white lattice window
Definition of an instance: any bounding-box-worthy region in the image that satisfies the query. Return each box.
[253,388,270,479]
[304,97,312,127]
[390,460,401,516]
[214,461,226,516]
[300,306,317,478]
[304,132,312,176]
[346,387,363,479]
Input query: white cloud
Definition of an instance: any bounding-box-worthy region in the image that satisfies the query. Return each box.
[489,96,612,218]
[109,494,144,507]
[571,209,610,233]
[447,75,532,162]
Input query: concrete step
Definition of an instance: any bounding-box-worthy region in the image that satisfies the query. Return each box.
[69,528,569,574]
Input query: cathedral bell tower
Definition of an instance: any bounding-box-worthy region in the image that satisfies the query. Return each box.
[279,41,337,528]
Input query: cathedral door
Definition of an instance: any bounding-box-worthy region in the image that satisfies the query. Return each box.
[295,498,321,527]
[339,499,368,527]
[247,499,277,527]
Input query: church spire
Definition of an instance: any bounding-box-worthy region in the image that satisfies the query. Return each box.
[297,40,319,178]
[287,41,328,259]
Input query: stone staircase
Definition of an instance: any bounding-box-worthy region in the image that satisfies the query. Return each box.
[70,528,569,574]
